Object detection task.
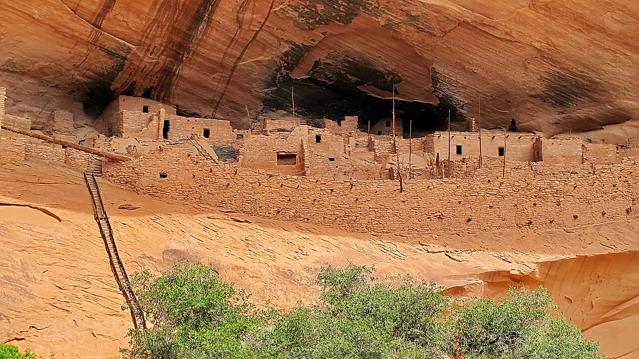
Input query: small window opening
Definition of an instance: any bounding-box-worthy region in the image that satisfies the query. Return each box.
[277,153,297,166]
[377,130,382,135]
[315,135,322,143]
[62,145,67,149]
[143,105,149,113]
[162,120,170,139]
[456,145,463,155]
[336,119,342,127]
[328,158,336,162]
[498,147,505,157]
[385,120,391,127]
[203,128,210,138]
[159,172,168,179]
[236,133,244,140]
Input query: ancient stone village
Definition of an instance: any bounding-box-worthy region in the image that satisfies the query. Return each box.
[2,1,639,358]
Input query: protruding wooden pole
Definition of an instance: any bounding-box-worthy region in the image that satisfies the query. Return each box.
[392,84,397,153]
[503,128,507,178]
[291,87,296,117]
[409,119,413,179]
[367,119,372,148]
[478,96,483,169]
[447,109,451,178]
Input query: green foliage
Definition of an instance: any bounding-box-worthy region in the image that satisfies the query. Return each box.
[0,344,37,359]
[124,262,604,359]
[453,288,604,359]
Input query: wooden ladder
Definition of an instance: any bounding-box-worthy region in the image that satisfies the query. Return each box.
[189,139,218,163]
[84,171,146,330]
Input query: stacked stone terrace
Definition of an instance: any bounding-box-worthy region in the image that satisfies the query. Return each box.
[1,89,638,237]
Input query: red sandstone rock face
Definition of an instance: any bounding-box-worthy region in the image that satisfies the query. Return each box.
[1,1,638,137]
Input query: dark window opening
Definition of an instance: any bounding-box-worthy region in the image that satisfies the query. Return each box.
[498,147,505,157]
[143,105,149,113]
[385,120,391,127]
[62,145,67,149]
[159,172,168,179]
[336,119,342,127]
[236,133,244,140]
[162,120,170,139]
[203,128,210,138]
[377,130,382,135]
[509,118,519,132]
[328,158,336,162]
[277,153,297,166]
[315,135,322,143]
[456,145,463,155]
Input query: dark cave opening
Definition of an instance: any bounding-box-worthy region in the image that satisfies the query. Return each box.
[263,75,464,137]
[263,53,465,137]
[82,85,114,119]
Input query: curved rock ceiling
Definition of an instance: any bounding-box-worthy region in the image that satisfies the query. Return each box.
[1,0,638,136]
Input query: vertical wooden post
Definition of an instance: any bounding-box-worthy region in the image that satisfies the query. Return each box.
[392,84,397,153]
[408,119,413,179]
[447,109,451,178]
[478,96,483,169]
[503,128,507,178]
[367,119,372,149]
[291,87,296,117]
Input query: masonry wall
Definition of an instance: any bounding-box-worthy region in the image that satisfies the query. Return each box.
[0,131,26,164]
[24,138,91,172]
[0,87,5,124]
[164,115,235,145]
[104,143,639,236]
[240,127,306,176]
[583,143,620,165]
[431,131,537,162]
[541,137,583,164]
[323,116,359,134]
[263,117,300,132]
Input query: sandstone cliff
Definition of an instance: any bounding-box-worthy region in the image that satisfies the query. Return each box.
[1,1,638,138]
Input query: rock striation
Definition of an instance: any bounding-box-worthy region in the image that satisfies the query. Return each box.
[1,1,638,137]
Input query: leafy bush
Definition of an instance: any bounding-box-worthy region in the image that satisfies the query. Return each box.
[0,344,37,359]
[124,262,604,359]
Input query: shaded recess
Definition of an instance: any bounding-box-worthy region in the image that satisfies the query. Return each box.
[263,45,465,136]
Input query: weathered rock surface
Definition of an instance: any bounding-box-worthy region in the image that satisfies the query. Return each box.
[1,1,638,137]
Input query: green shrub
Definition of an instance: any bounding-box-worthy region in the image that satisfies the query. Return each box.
[124,262,604,359]
[0,344,37,359]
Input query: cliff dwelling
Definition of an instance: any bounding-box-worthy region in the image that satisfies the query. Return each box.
[2,1,639,357]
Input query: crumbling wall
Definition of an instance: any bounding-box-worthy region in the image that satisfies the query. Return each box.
[0,131,26,165]
[323,116,358,134]
[0,87,5,124]
[103,144,639,237]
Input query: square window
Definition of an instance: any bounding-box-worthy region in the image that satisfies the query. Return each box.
[456,145,463,155]
[159,172,168,179]
[203,128,210,138]
[315,135,322,143]
[386,120,391,127]
[498,147,505,157]
[143,105,149,113]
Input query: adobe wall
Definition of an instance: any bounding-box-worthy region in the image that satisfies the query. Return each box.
[540,137,583,164]
[164,114,235,144]
[240,127,306,176]
[103,143,639,236]
[431,131,537,162]
[0,131,26,165]
[0,87,5,124]
[263,117,300,132]
[323,116,359,134]
[95,96,176,136]
[23,136,92,172]
[583,143,620,165]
